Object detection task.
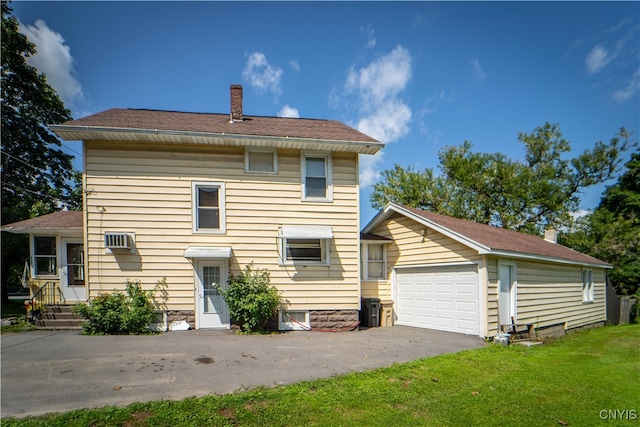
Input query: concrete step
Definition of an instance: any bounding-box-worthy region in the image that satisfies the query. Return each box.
[34,305,85,330]
[35,318,84,329]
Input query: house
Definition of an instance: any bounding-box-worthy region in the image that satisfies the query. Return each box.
[4,85,384,331]
[361,203,611,337]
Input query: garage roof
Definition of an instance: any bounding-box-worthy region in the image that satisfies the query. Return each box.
[363,203,611,268]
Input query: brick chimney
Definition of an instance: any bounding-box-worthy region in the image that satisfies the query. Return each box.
[230,84,243,122]
[544,229,558,243]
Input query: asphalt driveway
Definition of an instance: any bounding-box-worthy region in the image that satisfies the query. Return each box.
[1,326,484,419]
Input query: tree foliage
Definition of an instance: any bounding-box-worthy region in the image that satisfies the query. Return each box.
[371,123,631,235]
[561,151,640,295]
[1,1,79,296]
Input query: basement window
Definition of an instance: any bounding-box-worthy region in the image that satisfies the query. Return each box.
[279,310,310,331]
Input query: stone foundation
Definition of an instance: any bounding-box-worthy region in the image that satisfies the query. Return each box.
[166,310,195,326]
[309,310,359,330]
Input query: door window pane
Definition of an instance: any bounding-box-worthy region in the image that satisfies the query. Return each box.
[203,266,221,313]
[67,243,85,286]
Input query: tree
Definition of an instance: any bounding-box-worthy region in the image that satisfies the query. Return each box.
[1,1,77,299]
[561,151,640,295]
[371,123,631,235]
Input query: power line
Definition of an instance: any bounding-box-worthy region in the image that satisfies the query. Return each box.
[0,149,81,175]
[1,180,69,205]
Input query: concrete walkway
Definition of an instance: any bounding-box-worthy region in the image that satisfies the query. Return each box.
[1,326,485,419]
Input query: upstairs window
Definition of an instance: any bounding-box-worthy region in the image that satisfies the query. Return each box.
[192,182,226,233]
[33,236,57,276]
[582,269,594,303]
[302,152,332,202]
[245,148,277,173]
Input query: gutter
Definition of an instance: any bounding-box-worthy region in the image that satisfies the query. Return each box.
[48,125,385,154]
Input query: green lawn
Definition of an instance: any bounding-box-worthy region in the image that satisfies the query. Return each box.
[3,325,639,427]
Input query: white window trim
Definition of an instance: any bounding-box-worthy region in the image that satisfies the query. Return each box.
[363,243,387,281]
[31,235,59,278]
[279,236,331,267]
[245,147,278,174]
[582,269,594,303]
[192,181,226,234]
[301,151,333,202]
[278,310,310,331]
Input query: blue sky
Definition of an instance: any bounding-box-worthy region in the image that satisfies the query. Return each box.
[13,1,640,224]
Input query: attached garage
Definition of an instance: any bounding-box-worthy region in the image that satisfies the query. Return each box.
[395,265,479,335]
[361,203,611,338]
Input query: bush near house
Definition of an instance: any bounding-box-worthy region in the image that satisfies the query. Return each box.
[216,263,283,333]
[72,280,156,335]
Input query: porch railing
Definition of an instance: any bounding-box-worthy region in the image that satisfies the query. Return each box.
[30,281,66,309]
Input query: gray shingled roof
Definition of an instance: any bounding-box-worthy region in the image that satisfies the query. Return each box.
[53,108,381,145]
[2,211,82,232]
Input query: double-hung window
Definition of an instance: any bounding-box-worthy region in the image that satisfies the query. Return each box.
[192,182,225,233]
[279,225,332,266]
[582,269,594,303]
[33,236,57,276]
[301,152,332,201]
[363,243,386,280]
[245,148,277,173]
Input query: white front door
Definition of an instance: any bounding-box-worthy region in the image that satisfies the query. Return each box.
[60,239,86,301]
[196,261,229,329]
[498,263,517,330]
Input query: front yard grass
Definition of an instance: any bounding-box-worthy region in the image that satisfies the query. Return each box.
[3,324,638,426]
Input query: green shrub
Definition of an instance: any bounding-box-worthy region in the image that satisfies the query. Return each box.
[73,280,156,335]
[216,263,283,333]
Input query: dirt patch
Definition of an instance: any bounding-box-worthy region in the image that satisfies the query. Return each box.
[194,356,214,364]
[244,400,269,413]
[123,410,154,426]
[218,407,236,420]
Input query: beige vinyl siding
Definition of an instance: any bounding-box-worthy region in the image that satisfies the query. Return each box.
[361,213,481,299]
[485,257,606,336]
[84,141,360,311]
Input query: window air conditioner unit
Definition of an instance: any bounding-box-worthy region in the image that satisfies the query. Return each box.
[104,233,130,249]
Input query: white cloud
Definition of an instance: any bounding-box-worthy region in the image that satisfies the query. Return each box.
[345,45,412,109]
[469,59,487,81]
[289,59,300,72]
[354,99,411,143]
[19,19,82,104]
[361,25,376,48]
[612,69,640,102]
[242,52,283,94]
[360,151,384,188]
[585,44,613,75]
[277,105,299,118]
[340,45,412,187]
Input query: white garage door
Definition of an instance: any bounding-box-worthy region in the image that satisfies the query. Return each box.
[396,265,479,335]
